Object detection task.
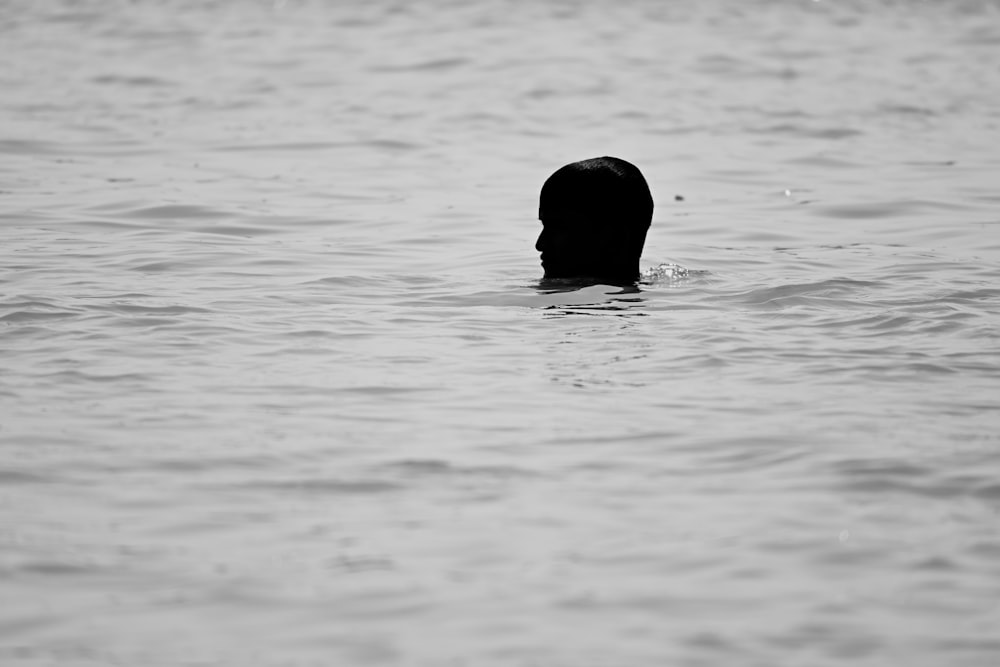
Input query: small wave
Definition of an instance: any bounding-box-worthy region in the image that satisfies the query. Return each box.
[0,469,56,485]
[129,260,196,273]
[946,287,1000,302]
[95,303,211,316]
[878,103,938,117]
[38,369,152,384]
[0,139,59,155]
[212,139,420,153]
[148,454,281,474]
[189,224,284,237]
[91,74,172,88]
[835,458,1000,501]
[641,263,691,283]
[127,204,229,220]
[0,310,79,324]
[786,154,863,169]
[370,57,470,72]
[749,123,863,140]
[813,199,970,220]
[233,478,404,496]
[0,299,84,324]
[724,278,879,308]
[16,561,106,576]
[376,459,538,480]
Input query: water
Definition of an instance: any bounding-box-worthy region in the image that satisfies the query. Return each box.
[3,0,1000,664]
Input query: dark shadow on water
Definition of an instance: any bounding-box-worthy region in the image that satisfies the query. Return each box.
[530,280,648,317]
[535,262,700,293]
[528,264,706,315]
[536,277,643,294]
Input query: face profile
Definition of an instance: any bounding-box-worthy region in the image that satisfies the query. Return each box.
[536,156,654,285]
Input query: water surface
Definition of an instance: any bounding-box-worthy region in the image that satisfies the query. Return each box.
[2,1,1000,665]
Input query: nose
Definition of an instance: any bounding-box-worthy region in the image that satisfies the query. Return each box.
[535,229,547,253]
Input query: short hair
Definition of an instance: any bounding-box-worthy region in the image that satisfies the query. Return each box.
[539,156,653,230]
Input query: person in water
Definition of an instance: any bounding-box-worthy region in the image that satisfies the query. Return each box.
[536,156,653,285]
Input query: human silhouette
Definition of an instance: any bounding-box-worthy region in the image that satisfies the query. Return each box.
[536,156,653,285]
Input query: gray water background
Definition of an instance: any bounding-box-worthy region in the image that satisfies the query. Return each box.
[2,0,1000,665]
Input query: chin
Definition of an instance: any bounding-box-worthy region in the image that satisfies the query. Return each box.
[541,260,583,278]
[544,262,629,279]
[542,267,594,279]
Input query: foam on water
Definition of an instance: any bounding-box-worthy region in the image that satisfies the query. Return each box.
[2,0,1000,665]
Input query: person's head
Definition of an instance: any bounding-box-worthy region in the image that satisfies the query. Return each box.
[536,156,653,284]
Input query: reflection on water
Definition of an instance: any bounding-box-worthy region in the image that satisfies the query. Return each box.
[530,276,642,319]
[2,0,1000,665]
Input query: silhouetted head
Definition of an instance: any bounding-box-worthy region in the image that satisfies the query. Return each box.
[536,156,653,284]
